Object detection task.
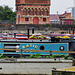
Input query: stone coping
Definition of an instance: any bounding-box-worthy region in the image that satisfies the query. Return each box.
[0,58,73,63]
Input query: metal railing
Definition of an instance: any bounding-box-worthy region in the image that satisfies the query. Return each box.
[0,20,16,24]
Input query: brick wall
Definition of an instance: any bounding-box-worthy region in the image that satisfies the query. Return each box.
[16,0,50,24]
[0,24,75,31]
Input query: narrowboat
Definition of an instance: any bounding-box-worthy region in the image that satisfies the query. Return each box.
[0,29,75,58]
[0,39,69,57]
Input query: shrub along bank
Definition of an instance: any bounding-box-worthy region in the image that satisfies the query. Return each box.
[0,53,73,60]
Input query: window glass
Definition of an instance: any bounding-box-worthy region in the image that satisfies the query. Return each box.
[43,18,46,22]
[25,18,29,21]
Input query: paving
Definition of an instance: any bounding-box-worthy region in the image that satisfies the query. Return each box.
[0,58,73,75]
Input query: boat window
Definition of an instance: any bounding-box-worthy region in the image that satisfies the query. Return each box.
[59,46,64,51]
[40,46,45,50]
[4,44,20,52]
[4,44,20,49]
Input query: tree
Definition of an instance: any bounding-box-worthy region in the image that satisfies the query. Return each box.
[0,6,4,20]
[0,6,16,24]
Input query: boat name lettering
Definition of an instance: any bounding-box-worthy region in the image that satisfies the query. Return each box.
[22,44,38,49]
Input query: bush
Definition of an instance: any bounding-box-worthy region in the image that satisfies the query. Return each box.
[64,56,73,60]
[49,56,55,58]
[11,56,14,58]
[5,56,9,58]
[43,56,49,58]
[35,53,40,56]
[67,57,73,60]
[30,54,35,58]
[36,56,42,58]
[0,54,4,58]
[25,56,29,58]
[64,55,73,60]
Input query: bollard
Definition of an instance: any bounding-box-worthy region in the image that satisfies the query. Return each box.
[32,27,34,34]
[27,28,30,38]
[14,33,16,38]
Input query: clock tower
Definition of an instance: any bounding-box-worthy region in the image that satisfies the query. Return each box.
[16,0,51,24]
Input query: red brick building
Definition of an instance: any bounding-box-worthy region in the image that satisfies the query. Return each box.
[59,12,74,25]
[16,0,51,24]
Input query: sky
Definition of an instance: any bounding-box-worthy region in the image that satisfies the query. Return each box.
[0,0,74,14]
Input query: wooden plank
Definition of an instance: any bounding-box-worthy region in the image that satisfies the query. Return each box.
[20,49,22,58]
[22,50,75,54]
[0,48,75,54]
[0,49,21,51]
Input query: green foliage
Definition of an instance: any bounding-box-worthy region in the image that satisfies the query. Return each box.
[29,54,42,58]
[30,54,35,58]
[34,54,42,58]
[49,24,52,29]
[67,57,73,60]
[53,54,65,58]
[25,56,29,58]
[0,6,16,22]
[11,56,14,58]
[43,24,46,26]
[0,54,4,58]
[34,56,42,58]
[43,55,49,58]
[0,53,73,59]
[64,56,73,60]
[74,20,75,25]
[35,53,40,56]
[5,56,9,58]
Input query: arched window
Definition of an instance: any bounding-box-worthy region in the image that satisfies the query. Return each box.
[24,8,27,15]
[35,8,37,15]
[29,8,31,15]
[31,8,34,15]
[28,8,30,15]
[38,8,41,15]
[42,8,44,15]
[47,10,49,16]
[16,0,20,3]
[22,8,25,15]
[45,8,49,16]
[21,10,23,15]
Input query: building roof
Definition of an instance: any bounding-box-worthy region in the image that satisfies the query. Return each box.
[50,14,61,21]
[59,12,71,18]
[60,17,74,19]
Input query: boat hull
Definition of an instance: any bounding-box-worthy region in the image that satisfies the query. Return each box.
[0,41,69,56]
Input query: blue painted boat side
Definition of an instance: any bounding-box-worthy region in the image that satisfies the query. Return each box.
[20,43,68,55]
[0,42,69,55]
[0,43,4,53]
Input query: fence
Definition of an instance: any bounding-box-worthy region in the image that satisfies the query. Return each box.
[0,20,16,24]
[1,48,75,58]
[0,24,75,31]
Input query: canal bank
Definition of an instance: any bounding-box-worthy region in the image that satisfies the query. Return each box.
[0,58,73,75]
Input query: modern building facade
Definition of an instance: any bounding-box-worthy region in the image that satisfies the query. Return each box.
[16,0,51,24]
[71,7,75,19]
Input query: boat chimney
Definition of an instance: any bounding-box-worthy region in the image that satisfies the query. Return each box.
[73,30,74,35]
[32,27,34,34]
[14,33,16,38]
[27,28,30,38]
